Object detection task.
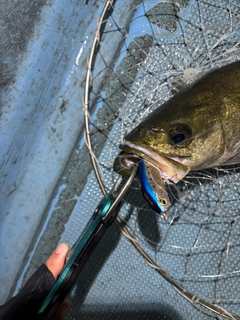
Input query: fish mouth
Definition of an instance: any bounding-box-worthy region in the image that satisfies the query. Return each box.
[114,141,190,183]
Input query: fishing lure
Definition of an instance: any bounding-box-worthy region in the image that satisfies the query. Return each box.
[138,159,170,216]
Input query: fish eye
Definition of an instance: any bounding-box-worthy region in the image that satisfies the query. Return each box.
[168,122,192,147]
[159,198,167,205]
[172,133,185,144]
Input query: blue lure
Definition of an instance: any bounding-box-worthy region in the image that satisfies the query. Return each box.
[138,159,170,216]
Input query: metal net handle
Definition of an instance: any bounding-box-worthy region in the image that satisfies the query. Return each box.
[82,1,239,319]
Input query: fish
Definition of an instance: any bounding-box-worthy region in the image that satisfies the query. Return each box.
[114,61,240,212]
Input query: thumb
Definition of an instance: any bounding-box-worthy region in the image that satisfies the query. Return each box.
[45,243,69,279]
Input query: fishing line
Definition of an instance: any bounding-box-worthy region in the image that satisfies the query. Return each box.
[83,0,240,319]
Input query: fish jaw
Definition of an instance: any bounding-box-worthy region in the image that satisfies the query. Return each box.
[114,140,190,183]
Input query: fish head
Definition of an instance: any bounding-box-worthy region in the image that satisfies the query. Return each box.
[114,69,228,183]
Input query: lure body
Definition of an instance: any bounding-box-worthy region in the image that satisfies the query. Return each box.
[138,159,170,215]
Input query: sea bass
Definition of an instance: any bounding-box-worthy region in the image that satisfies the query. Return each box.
[114,61,240,188]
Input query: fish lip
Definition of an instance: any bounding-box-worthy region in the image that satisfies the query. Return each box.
[119,140,190,183]
[119,140,181,164]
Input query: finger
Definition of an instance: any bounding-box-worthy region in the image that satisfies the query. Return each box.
[45,243,69,279]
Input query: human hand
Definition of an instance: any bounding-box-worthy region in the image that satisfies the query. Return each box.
[0,243,70,320]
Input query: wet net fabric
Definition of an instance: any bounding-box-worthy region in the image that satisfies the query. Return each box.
[62,1,240,319]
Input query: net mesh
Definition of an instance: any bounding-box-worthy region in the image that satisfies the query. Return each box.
[62,0,240,319]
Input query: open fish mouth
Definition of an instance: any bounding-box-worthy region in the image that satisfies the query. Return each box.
[113,140,190,184]
[113,141,191,215]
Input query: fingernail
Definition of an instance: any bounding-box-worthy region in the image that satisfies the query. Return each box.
[55,243,65,254]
